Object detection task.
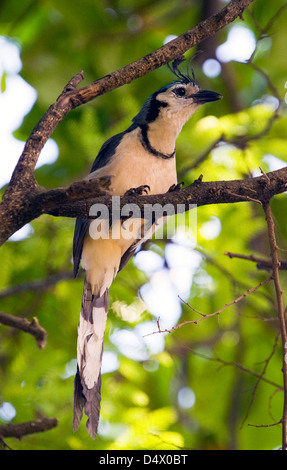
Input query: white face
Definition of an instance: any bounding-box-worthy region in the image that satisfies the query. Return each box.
[156,82,201,116]
[152,82,203,130]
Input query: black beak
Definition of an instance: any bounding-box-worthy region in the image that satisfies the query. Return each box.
[191,90,222,103]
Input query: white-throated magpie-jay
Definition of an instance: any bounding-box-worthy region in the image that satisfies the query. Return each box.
[72,62,221,438]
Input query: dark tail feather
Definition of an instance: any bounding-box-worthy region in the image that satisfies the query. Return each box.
[73,366,85,431]
[73,366,102,438]
[73,280,108,439]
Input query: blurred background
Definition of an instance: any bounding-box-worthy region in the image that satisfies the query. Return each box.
[0,0,287,450]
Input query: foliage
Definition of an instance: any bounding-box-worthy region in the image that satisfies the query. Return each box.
[1,0,287,450]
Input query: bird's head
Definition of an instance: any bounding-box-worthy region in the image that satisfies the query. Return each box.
[133,58,222,129]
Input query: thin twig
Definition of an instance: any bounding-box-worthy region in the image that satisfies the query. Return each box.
[189,350,282,389]
[225,251,287,271]
[225,190,262,205]
[263,202,287,450]
[240,330,281,429]
[248,420,282,428]
[143,276,272,336]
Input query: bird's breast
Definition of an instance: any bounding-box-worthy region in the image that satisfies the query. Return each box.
[90,128,177,196]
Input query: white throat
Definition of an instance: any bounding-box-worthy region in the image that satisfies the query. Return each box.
[146,105,196,155]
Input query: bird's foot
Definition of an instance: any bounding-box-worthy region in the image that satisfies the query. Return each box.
[168,181,184,192]
[125,185,150,196]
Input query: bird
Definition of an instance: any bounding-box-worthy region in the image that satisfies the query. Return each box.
[72,59,222,438]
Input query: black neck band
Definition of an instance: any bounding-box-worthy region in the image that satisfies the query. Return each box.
[139,125,175,160]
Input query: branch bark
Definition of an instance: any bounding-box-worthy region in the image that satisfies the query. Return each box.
[225,251,287,271]
[0,270,80,300]
[44,166,287,218]
[0,0,254,245]
[1,162,287,246]
[0,418,57,440]
[0,312,47,349]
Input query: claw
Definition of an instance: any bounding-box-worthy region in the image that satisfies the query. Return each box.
[125,184,150,196]
[168,181,184,192]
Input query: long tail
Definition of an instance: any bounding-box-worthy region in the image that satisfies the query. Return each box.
[73,279,108,438]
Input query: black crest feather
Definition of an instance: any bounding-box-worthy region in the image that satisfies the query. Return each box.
[167,54,200,86]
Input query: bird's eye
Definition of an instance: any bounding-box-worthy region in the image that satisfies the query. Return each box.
[173,87,186,97]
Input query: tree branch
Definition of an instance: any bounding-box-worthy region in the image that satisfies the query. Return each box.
[188,350,283,390]
[1,161,287,246]
[43,165,287,219]
[144,276,272,335]
[0,418,57,440]
[0,270,81,300]
[225,251,287,271]
[0,312,47,349]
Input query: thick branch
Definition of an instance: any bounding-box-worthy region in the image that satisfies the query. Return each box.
[0,163,286,246]
[0,418,57,440]
[2,71,86,198]
[45,166,287,219]
[0,176,113,245]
